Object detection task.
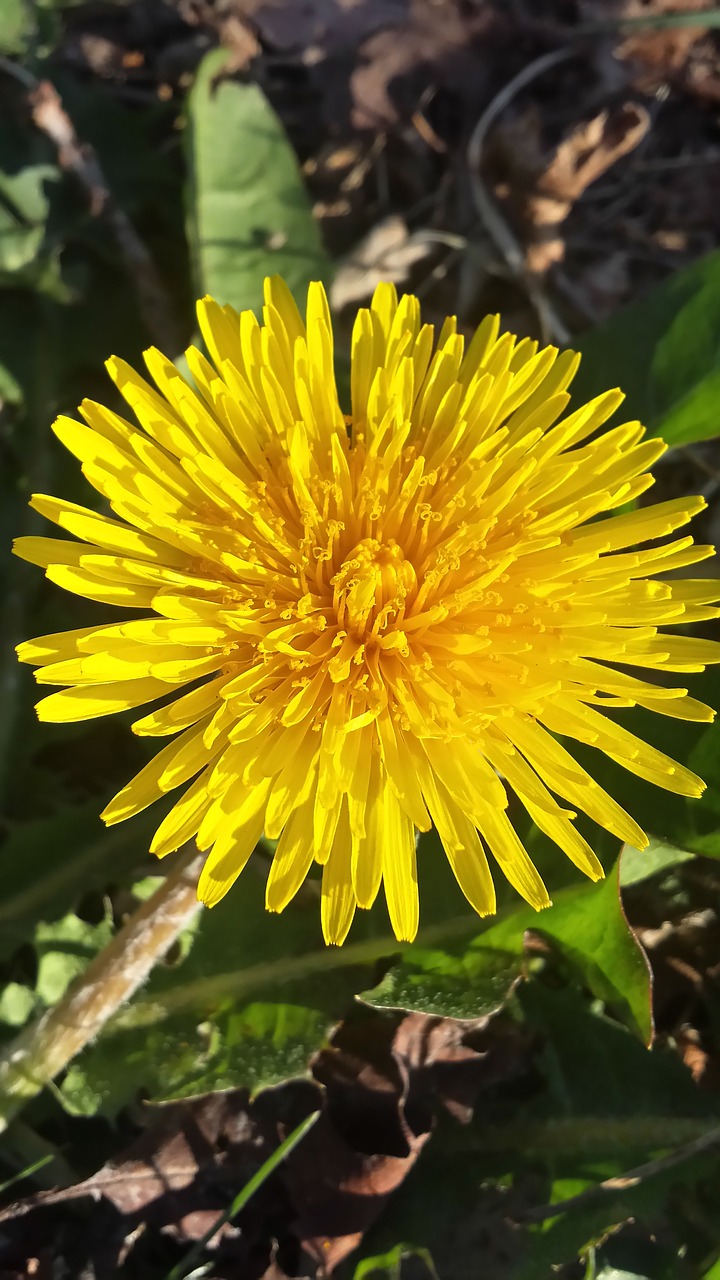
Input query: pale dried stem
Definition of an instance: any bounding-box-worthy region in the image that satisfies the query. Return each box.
[0,847,204,1135]
[516,1119,720,1222]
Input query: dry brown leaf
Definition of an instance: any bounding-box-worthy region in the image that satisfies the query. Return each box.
[0,1010,527,1275]
[285,1108,429,1271]
[330,216,433,309]
[491,102,649,274]
[618,0,717,82]
[349,0,497,130]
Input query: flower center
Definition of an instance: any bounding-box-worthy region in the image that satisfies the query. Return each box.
[332,538,418,638]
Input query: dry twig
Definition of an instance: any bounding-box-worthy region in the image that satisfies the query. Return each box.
[466,48,575,344]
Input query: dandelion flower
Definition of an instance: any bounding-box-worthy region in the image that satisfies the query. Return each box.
[14,278,720,944]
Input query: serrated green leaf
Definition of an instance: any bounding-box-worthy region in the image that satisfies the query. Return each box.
[361,941,522,1020]
[185,49,330,314]
[361,839,668,1042]
[58,864,383,1115]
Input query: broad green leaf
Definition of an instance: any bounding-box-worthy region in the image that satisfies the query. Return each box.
[515,983,714,1124]
[361,939,523,1021]
[360,839,676,1042]
[58,826,525,1117]
[185,49,330,314]
[573,248,720,446]
[618,837,696,888]
[489,863,652,1042]
[0,0,30,55]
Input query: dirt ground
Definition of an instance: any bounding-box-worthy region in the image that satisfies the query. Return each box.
[51,0,720,328]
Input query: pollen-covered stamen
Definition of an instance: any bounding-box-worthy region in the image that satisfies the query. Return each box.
[332,538,418,638]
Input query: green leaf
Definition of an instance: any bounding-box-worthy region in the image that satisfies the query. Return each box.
[573,248,720,446]
[0,164,60,284]
[361,940,523,1021]
[0,984,35,1029]
[516,983,714,1125]
[354,1244,436,1280]
[494,866,652,1042]
[185,49,330,314]
[0,0,31,55]
[58,864,387,1115]
[0,908,113,1038]
[34,909,113,1007]
[618,837,696,888]
[60,821,530,1116]
[361,838,678,1042]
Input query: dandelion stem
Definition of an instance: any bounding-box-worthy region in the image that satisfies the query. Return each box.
[0,846,204,1136]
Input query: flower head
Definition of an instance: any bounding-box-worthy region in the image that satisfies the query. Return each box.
[15,278,720,943]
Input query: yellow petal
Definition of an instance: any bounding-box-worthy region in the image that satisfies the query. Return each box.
[380,781,419,942]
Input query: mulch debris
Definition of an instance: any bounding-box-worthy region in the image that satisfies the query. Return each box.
[0,1009,529,1277]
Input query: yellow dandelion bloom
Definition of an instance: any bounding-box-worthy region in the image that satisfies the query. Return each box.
[14,278,720,944]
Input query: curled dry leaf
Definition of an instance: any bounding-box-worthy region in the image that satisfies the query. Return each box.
[330,216,433,309]
[302,1010,529,1270]
[617,0,717,86]
[349,1,494,130]
[490,102,650,274]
